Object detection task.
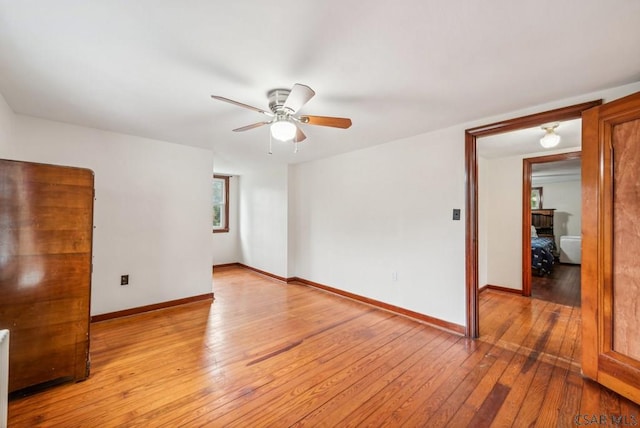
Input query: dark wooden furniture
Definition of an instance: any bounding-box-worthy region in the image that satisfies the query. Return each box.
[0,159,94,394]
[531,208,555,239]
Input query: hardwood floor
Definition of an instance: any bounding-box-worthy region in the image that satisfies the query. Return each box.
[8,266,639,427]
[531,263,581,307]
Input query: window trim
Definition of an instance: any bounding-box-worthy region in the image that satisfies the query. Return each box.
[212,174,230,233]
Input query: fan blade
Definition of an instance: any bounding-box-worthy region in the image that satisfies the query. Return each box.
[211,95,273,116]
[294,124,307,142]
[300,115,352,129]
[283,84,315,113]
[232,121,271,132]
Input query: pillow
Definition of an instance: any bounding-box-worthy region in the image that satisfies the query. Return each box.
[531,225,538,237]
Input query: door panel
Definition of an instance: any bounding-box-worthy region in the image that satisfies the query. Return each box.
[582,91,640,403]
[612,118,640,360]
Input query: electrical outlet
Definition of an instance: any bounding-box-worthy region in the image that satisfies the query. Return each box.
[452,209,461,220]
[392,271,398,281]
[120,275,129,286]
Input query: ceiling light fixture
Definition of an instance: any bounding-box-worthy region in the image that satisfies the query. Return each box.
[270,119,297,141]
[211,83,352,154]
[540,123,561,148]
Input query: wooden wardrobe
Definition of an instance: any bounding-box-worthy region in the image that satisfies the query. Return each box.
[0,159,94,394]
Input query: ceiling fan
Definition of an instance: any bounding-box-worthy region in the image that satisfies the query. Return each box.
[211,83,352,150]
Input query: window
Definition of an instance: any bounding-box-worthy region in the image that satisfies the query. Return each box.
[212,175,229,233]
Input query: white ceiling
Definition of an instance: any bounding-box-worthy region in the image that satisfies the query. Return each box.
[478,118,583,183]
[478,118,582,159]
[532,158,582,184]
[1,1,639,174]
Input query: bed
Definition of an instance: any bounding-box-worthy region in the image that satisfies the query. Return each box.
[532,236,556,275]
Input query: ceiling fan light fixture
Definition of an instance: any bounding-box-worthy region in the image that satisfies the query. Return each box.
[270,120,297,141]
[211,83,351,151]
[540,123,561,148]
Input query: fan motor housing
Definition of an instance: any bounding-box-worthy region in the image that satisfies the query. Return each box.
[267,88,291,113]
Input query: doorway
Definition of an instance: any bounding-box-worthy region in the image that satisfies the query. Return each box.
[464,100,601,338]
[525,152,582,307]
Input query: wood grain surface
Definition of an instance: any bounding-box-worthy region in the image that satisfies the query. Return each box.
[612,118,640,360]
[8,265,639,426]
[0,159,94,393]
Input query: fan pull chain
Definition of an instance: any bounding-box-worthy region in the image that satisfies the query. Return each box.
[268,133,273,155]
[294,141,299,153]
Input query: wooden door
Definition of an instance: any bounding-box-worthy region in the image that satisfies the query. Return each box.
[0,159,94,393]
[582,91,640,403]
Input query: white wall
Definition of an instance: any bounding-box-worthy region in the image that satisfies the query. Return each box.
[212,175,240,265]
[536,179,582,248]
[1,109,214,316]
[0,92,13,149]
[480,148,580,290]
[239,164,289,278]
[287,165,297,279]
[484,154,524,289]
[480,154,527,289]
[292,127,467,325]
[475,83,640,291]
[6,82,638,327]
[291,81,640,326]
[478,156,489,288]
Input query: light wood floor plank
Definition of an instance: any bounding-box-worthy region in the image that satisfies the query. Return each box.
[183,319,424,427]
[7,265,640,427]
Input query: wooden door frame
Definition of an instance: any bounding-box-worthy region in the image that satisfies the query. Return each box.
[464,100,602,338]
[522,151,582,296]
[581,91,640,403]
